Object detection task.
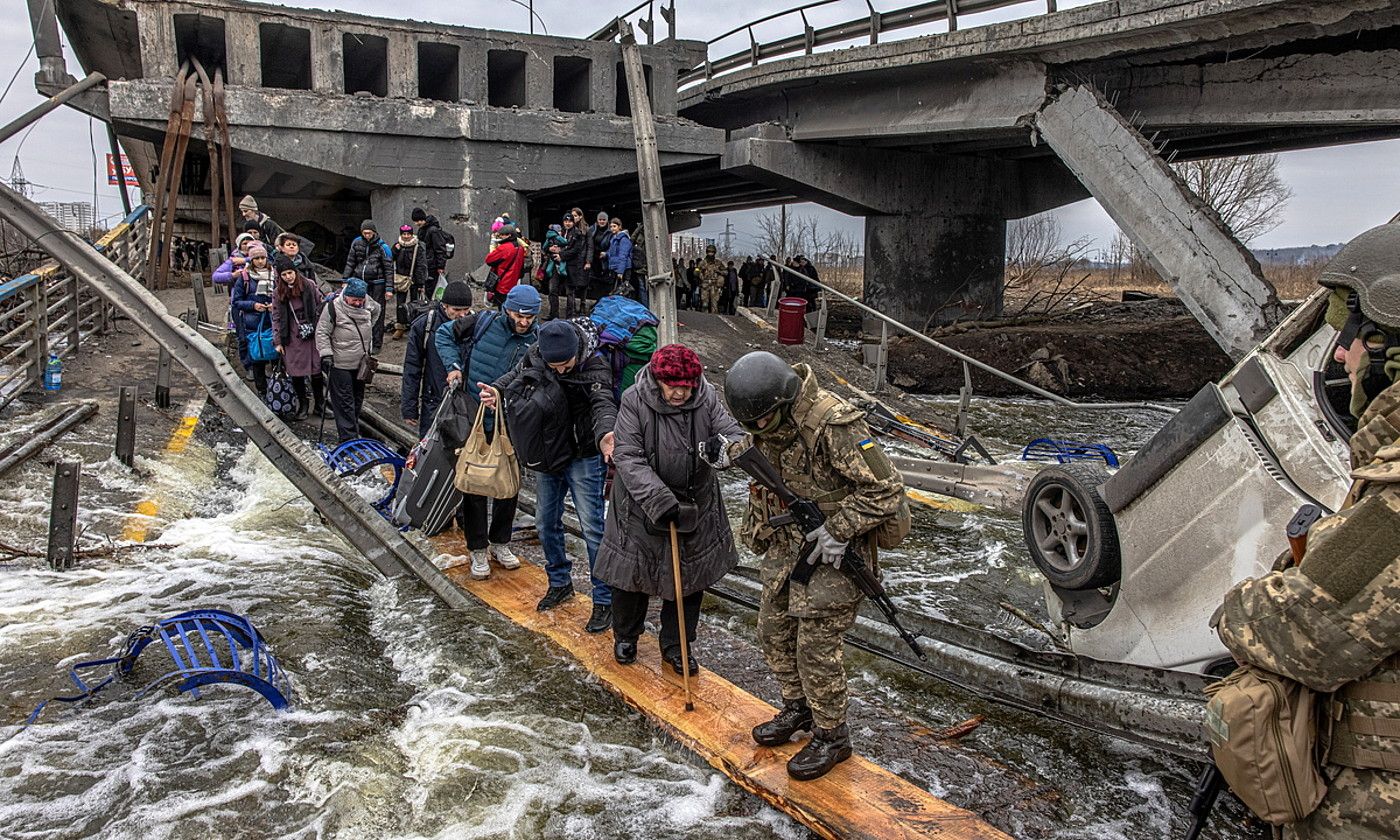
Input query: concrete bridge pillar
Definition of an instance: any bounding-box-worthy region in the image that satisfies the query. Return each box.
[370,185,527,280]
[723,132,1011,327]
[865,212,1006,329]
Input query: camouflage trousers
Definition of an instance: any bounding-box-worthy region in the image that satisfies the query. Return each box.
[701,282,722,313]
[1288,766,1400,840]
[756,580,860,730]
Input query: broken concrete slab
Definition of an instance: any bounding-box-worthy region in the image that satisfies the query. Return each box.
[1032,84,1284,359]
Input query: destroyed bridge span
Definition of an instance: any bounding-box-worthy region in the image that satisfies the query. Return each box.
[31,0,1400,357]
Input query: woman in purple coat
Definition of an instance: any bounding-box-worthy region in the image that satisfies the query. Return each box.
[270,254,327,420]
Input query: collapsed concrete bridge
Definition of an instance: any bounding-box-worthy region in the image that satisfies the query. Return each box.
[29,0,1400,357]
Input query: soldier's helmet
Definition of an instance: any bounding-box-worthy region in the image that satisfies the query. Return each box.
[705,244,717,256]
[1320,222,1400,332]
[724,351,801,430]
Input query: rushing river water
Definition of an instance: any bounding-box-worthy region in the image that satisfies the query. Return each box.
[0,396,1263,839]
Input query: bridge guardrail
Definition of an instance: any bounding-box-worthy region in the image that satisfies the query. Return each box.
[677,0,1059,88]
[0,205,150,412]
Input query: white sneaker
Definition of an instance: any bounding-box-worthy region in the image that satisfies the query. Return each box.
[490,543,521,570]
[469,550,490,580]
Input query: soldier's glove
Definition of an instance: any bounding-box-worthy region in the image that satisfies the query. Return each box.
[803,524,848,570]
[699,434,734,468]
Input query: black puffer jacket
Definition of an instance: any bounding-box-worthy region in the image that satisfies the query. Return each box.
[492,320,617,463]
[419,215,450,276]
[595,369,744,596]
[343,232,395,285]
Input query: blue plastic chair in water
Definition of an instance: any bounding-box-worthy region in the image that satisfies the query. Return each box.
[317,437,406,518]
[27,609,291,724]
[1020,438,1120,468]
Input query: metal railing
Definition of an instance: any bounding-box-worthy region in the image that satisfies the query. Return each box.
[678,0,1059,87]
[759,259,1178,415]
[0,205,150,412]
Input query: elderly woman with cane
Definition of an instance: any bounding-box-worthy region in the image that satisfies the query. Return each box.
[596,344,745,677]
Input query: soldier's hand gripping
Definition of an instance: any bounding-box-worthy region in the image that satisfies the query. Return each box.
[804,525,848,569]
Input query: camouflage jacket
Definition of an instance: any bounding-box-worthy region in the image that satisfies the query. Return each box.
[1215,383,1400,839]
[739,364,906,617]
[696,258,726,289]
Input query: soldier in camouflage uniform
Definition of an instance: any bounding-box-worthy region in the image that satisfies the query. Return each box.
[696,245,726,314]
[720,351,906,780]
[1213,221,1400,839]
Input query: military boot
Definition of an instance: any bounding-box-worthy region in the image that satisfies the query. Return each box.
[752,698,813,747]
[786,723,852,781]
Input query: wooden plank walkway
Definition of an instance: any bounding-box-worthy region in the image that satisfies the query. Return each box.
[430,534,1009,840]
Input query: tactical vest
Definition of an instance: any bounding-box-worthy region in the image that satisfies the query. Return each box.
[1328,660,1400,772]
[747,387,909,552]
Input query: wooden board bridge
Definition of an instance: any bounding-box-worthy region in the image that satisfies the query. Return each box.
[430,533,1008,840]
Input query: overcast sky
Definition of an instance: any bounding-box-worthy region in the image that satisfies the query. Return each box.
[1,0,1396,250]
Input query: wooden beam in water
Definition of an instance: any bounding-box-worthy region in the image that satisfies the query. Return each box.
[431,534,1009,840]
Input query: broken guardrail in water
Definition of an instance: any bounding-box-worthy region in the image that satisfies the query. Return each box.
[0,182,473,611]
[26,609,292,723]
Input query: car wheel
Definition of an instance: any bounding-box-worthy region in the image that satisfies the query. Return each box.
[1022,462,1121,590]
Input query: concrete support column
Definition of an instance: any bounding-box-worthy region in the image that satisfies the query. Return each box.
[525,51,552,110]
[595,47,619,115]
[26,0,69,84]
[459,43,486,105]
[388,33,416,99]
[650,60,677,116]
[137,6,178,79]
[225,17,259,86]
[371,185,526,280]
[312,25,344,94]
[865,213,1005,329]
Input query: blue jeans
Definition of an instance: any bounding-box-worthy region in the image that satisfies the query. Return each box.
[536,454,609,604]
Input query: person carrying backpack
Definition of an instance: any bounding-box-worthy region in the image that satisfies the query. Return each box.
[436,284,541,579]
[315,278,381,444]
[479,317,617,633]
[484,222,527,307]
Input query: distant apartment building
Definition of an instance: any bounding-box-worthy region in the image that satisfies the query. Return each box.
[39,201,95,235]
[670,234,715,262]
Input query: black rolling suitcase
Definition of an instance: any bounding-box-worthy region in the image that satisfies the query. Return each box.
[392,386,463,534]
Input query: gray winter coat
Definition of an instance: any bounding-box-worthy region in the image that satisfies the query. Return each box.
[595,369,745,597]
[314,294,381,370]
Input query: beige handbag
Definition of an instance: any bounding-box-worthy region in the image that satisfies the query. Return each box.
[393,241,418,293]
[454,400,520,499]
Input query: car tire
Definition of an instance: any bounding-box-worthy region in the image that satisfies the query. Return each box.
[1022,461,1121,590]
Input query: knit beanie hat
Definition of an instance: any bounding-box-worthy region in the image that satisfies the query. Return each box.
[411,207,428,222]
[235,233,254,249]
[502,283,541,315]
[238,195,258,212]
[441,281,472,307]
[360,219,377,233]
[650,344,703,387]
[273,254,296,274]
[243,218,263,233]
[538,320,577,364]
[344,278,368,298]
[399,224,413,234]
[246,242,268,259]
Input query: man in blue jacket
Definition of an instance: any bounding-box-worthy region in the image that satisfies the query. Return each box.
[439,284,541,579]
[401,281,473,430]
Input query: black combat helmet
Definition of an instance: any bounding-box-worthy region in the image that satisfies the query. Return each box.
[724,351,800,429]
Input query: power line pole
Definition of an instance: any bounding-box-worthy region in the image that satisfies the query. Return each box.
[720,218,735,256]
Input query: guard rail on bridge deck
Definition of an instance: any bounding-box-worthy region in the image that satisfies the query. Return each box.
[0,205,149,412]
[673,0,1060,87]
[758,258,1178,416]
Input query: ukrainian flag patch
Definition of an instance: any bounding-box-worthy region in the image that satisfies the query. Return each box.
[857,438,875,451]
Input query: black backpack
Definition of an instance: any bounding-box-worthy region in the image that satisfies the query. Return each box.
[440,229,456,260]
[503,363,572,474]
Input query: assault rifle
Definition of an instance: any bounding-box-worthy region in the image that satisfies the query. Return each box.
[730,443,927,660]
[1185,502,1324,840]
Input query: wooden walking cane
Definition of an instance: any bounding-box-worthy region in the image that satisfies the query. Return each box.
[668,521,695,712]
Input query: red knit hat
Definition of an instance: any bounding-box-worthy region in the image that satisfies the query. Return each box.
[650,344,703,386]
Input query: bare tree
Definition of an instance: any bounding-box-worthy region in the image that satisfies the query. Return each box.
[1173,153,1293,244]
[751,209,795,259]
[1004,214,1098,316]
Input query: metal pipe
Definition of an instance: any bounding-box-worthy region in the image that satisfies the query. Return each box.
[764,258,1177,415]
[0,401,98,478]
[0,72,105,145]
[105,125,132,216]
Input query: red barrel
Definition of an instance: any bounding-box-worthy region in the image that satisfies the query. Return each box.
[776,297,808,345]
